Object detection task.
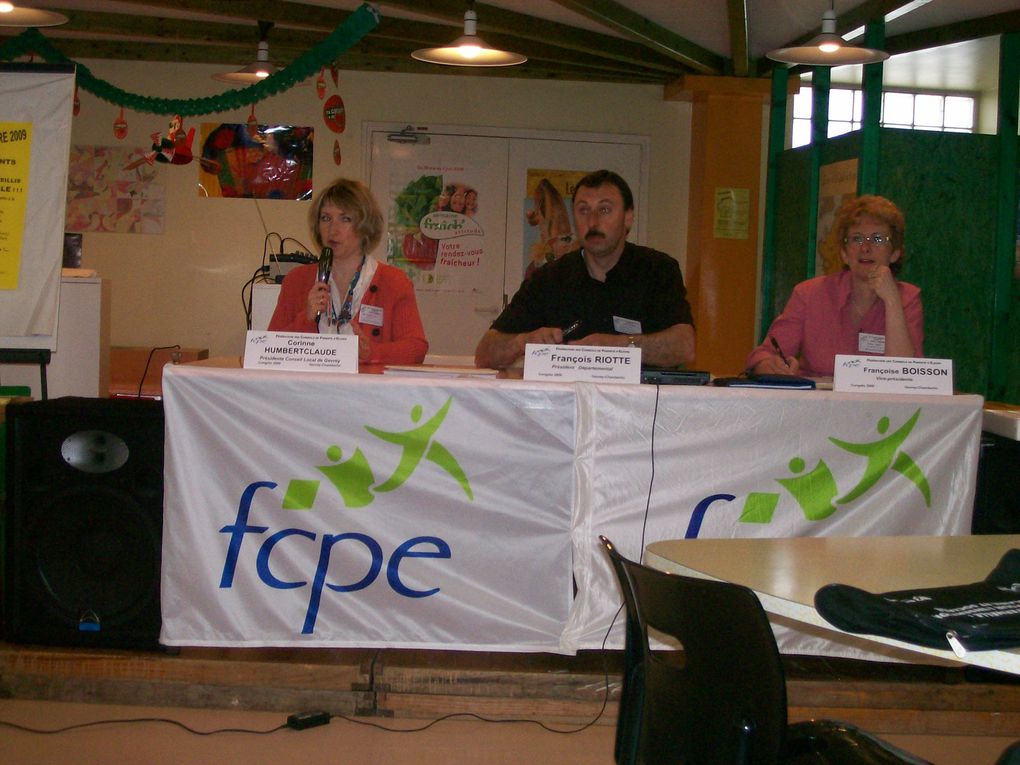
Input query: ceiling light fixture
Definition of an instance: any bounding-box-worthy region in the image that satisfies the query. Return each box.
[411,1,526,68]
[766,1,889,67]
[0,2,68,27]
[214,20,278,84]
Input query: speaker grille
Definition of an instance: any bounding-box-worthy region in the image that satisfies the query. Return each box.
[3,397,165,649]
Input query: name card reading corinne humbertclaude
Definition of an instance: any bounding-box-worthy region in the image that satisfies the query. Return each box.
[243,330,358,373]
[833,354,953,395]
[523,343,641,384]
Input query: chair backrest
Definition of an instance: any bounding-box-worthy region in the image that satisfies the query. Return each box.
[599,535,789,765]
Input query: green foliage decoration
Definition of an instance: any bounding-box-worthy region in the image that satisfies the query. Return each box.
[0,2,380,117]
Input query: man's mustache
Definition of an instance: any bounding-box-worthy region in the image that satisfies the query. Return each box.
[585,229,604,240]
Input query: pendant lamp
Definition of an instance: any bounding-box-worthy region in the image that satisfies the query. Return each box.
[766,1,889,67]
[0,1,67,27]
[214,20,278,84]
[412,1,526,67]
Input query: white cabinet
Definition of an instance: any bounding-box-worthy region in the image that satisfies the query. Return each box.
[0,277,110,398]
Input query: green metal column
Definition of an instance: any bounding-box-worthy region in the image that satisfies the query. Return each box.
[990,32,1019,401]
[858,20,885,193]
[806,66,830,278]
[760,66,790,333]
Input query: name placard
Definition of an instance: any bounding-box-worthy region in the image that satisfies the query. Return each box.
[833,355,953,395]
[523,344,641,384]
[243,331,358,373]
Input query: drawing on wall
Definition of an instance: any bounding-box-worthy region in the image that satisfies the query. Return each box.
[197,123,313,200]
[383,167,487,293]
[817,158,858,274]
[65,145,166,234]
[522,169,584,279]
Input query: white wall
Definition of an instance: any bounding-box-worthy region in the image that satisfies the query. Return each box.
[71,60,692,357]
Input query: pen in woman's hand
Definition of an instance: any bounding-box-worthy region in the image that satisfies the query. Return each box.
[770,336,791,368]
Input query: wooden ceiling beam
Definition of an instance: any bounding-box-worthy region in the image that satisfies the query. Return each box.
[726,0,750,77]
[549,0,725,74]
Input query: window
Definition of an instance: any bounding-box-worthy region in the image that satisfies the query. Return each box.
[790,87,976,147]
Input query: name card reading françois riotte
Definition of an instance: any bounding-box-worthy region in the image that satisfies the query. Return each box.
[833,354,953,395]
[523,344,641,384]
[243,330,358,373]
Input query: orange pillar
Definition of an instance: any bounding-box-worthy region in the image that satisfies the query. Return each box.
[666,75,774,375]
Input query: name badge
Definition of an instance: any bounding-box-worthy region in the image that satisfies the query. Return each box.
[359,304,384,327]
[833,355,953,395]
[523,344,641,384]
[243,330,358,373]
[858,332,885,354]
[613,316,642,335]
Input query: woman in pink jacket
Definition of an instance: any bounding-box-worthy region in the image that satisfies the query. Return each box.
[269,178,428,365]
[746,195,923,378]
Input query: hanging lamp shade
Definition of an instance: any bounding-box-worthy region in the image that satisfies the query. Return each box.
[412,2,526,67]
[214,21,278,84]
[0,2,67,27]
[766,6,889,67]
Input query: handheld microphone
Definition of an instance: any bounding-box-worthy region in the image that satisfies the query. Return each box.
[315,246,333,321]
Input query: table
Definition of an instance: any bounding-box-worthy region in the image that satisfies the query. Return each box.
[646,535,1020,674]
[160,362,984,653]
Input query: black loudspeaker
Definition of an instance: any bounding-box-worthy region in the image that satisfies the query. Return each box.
[2,396,164,649]
[972,431,1020,535]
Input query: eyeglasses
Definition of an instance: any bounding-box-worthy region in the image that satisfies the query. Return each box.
[844,233,892,247]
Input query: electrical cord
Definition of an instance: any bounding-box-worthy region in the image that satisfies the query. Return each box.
[243,232,314,329]
[0,716,286,736]
[136,344,181,398]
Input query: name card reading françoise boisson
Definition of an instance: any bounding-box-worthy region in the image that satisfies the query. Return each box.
[523,343,641,384]
[833,354,953,395]
[243,331,358,373]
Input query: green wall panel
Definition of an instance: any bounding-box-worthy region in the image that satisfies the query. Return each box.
[878,129,999,396]
[767,129,1016,399]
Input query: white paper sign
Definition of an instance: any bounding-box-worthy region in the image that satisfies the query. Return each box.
[833,355,953,395]
[523,344,641,384]
[243,330,358,373]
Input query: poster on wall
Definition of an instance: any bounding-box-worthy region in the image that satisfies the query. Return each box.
[817,158,858,274]
[65,145,166,234]
[380,150,499,294]
[521,168,584,280]
[197,123,313,200]
[0,121,31,289]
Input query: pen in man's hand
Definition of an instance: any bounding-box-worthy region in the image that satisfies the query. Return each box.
[770,336,791,368]
[562,320,583,340]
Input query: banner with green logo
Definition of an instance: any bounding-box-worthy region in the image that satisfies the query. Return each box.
[160,365,576,650]
[565,385,983,655]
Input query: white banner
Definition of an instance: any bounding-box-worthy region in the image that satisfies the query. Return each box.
[566,384,983,651]
[0,66,74,345]
[161,366,576,650]
[161,366,982,656]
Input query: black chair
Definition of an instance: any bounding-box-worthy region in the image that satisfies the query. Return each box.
[599,535,938,765]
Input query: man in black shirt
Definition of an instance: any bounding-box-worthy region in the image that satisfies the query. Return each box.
[474,169,695,369]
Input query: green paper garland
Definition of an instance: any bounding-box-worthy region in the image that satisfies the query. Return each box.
[0,2,379,116]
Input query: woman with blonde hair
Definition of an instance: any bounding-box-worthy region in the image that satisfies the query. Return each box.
[269,177,428,365]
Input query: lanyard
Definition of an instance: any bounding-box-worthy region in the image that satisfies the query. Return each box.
[329,256,365,327]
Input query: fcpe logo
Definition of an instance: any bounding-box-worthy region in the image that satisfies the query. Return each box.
[218,397,471,635]
[686,408,933,537]
[280,396,473,510]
